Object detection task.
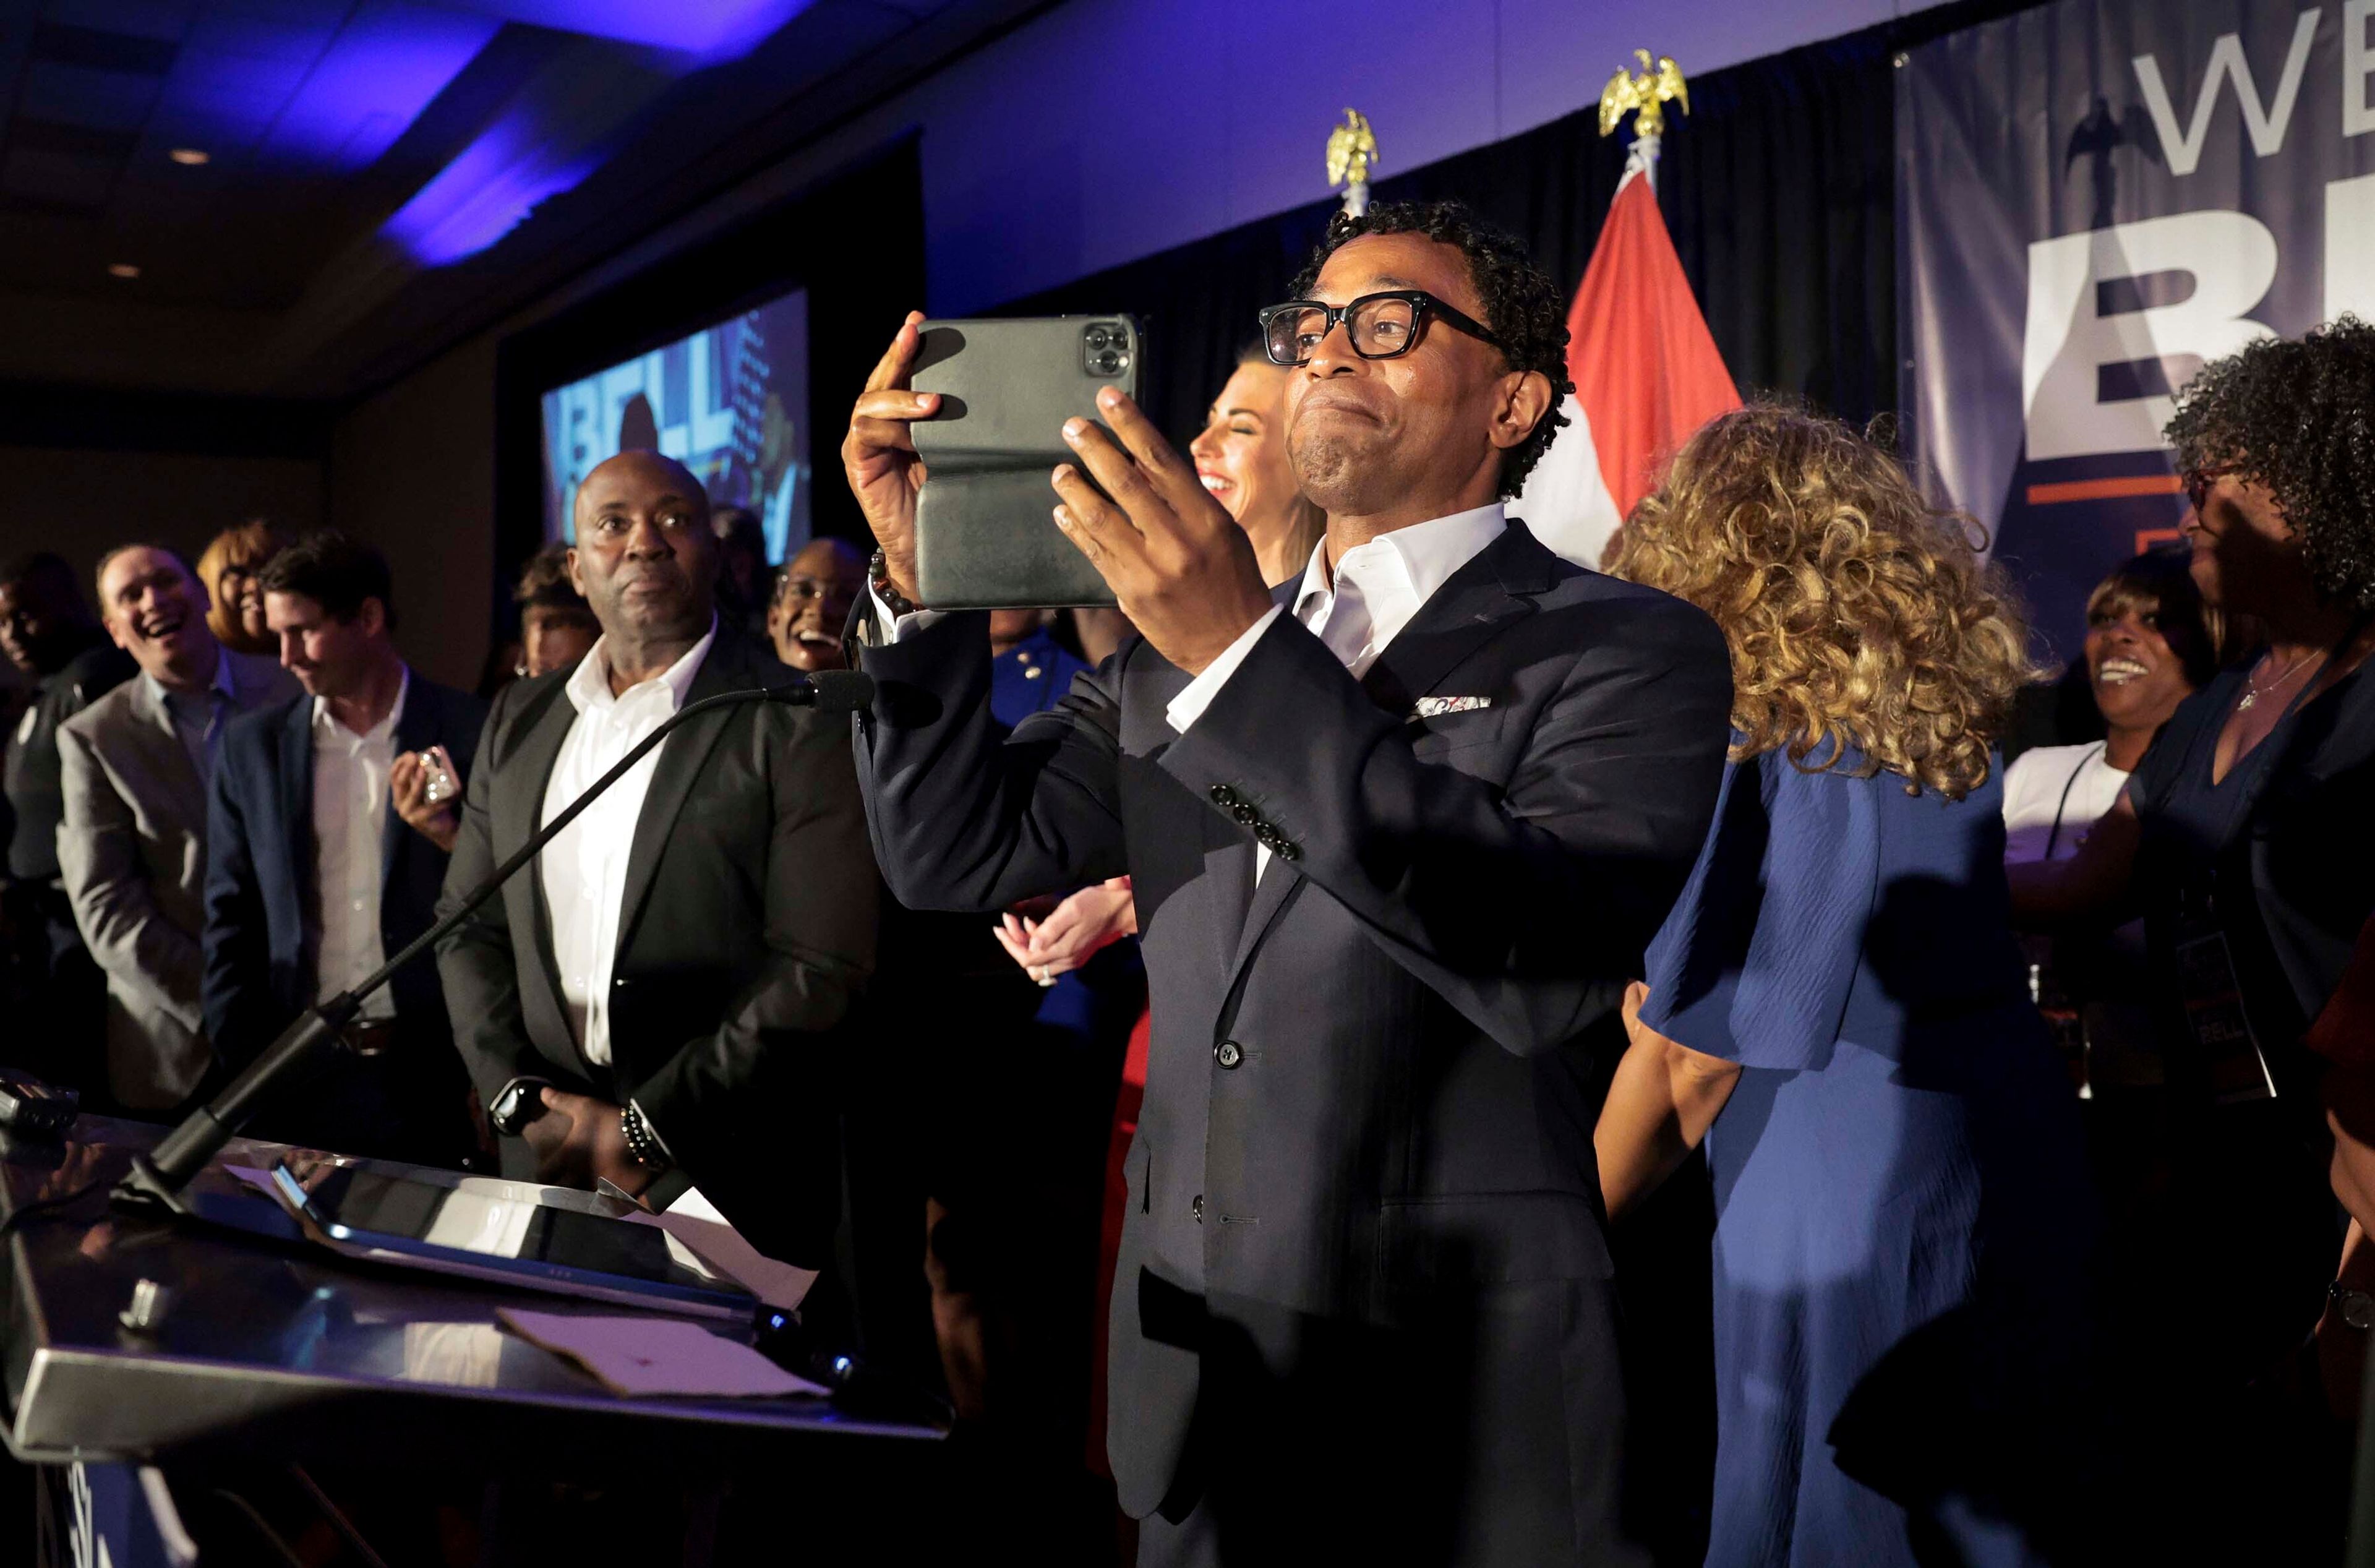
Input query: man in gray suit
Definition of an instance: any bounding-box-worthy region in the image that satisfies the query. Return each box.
[845,202,1733,1563]
[58,544,295,1112]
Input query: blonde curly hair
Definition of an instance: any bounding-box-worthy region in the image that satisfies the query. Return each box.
[1606,406,2035,800]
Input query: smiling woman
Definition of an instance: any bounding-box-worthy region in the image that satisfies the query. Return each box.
[2001,549,2212,865]
[2007,323,2375,1481]
[1184,347,1325,588]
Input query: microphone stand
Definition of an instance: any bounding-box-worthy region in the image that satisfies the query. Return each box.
[112,668,875,1216]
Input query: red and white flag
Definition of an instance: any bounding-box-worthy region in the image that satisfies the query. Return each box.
[1518,166,1740,568]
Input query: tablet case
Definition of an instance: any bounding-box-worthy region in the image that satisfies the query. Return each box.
[909,315,1142,609]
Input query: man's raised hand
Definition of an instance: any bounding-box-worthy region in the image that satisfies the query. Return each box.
[841,311,939,602]
[1051,386,1275,675]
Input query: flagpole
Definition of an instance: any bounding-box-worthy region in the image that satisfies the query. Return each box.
[1627,129,1662,194]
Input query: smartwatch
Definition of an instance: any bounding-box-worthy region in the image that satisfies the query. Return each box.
[2329,1282,2374,1331]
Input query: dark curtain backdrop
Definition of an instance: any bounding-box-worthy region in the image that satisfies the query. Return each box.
[1004,1,2040,456]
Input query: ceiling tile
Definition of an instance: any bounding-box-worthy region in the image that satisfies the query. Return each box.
[28,22,178,74]
[2,146,119,210]
[42,1,197,45]
[17,60,164,132]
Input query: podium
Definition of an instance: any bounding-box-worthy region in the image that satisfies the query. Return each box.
[2,1115,946,1564]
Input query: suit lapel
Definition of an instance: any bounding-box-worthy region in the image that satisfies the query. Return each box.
[278,700,314,907]
[1208,572,1309,967]
[383,674,435,887]
[1356,521,1555,716]
[1226,855,1305,984]
[1216,523,1559,993]
[501,679,579,1030]
[612,632,754,960]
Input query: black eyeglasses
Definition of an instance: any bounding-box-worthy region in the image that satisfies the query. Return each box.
[1257,290,1505,367]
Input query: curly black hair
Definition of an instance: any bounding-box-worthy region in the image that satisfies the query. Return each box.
[1290,200,1572,499]
[2163,315,2375,612]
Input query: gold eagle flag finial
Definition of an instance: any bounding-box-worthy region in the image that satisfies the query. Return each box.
[1598,49,1690,141]
[1326,108,1379,215]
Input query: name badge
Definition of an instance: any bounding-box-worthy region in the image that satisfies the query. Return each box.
[2174,928,2275,1104]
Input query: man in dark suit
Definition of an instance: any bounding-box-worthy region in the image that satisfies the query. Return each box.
[433,452,876,1270]
[1,552,137,1088]
[843,201,1733,1563]
[203,533,487,1167]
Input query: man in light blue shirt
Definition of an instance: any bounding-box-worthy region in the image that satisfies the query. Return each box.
[58,544,294,1110]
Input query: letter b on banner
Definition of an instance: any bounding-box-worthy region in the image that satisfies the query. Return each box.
[2021,212,2277,460]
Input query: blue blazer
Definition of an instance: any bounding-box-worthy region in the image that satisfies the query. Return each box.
[202,673,487,1066]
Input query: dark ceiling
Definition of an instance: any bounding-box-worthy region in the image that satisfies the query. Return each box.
[0,0,1045,404]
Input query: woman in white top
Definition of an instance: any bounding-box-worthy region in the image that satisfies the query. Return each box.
[2004,549,2216,1095]
[2003,549,2217,863]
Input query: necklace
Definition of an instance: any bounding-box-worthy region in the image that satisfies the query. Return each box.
[2236,644,2326,711]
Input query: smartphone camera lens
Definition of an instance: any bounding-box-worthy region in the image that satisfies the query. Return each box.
[1084,322,1128,375]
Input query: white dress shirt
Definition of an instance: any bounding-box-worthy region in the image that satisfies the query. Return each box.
[871,502,1508,882]
[310,669,408,1020]
[540,621,717,1070]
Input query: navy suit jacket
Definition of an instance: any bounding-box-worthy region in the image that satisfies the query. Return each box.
[202,673,487,1065]
[854,520,1733,1555]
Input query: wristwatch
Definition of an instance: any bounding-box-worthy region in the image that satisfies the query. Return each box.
[2330,1282,2374,1330]
[869,548,920,619]
[619,1100,672,1175]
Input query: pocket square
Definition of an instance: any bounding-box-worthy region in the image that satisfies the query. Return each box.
[1411,696,1492,719]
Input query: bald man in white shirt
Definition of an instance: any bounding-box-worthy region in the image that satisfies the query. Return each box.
[434,453,877,1268]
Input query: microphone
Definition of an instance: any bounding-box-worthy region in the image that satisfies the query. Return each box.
[113,667,876,1214]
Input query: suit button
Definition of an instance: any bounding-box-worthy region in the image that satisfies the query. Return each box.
[1209,784,1238,807]
[1274,839,1302,862]
[1214,1040,1243,1069]
[1230,803,1260,825]
[1191,1194,1203,1223]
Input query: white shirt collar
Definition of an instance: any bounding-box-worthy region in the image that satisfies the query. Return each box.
[312,665,409,745]
[1291,502,1506,645]
[565,617,717,717]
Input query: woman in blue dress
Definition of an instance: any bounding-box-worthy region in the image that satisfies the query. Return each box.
[1595,408,2095,1566]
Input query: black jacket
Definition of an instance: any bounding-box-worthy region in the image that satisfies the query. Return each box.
[6,638,136,883]
[434,627,878,1266]
[203,672,487,1058]
[854,521,1732,1559]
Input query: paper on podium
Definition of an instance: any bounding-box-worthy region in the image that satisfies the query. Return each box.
[497,1308,830,1399]
[628,1186,818,1314]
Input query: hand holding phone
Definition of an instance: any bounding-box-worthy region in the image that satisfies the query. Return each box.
[1046,387,1273,674]
[391,745,463,854]
[901,315,1142,609]
[841,310,938,603]
[419,745,460,806]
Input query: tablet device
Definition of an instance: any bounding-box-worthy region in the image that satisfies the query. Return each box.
[909,315,1142,609]
[268,1160,755,1319]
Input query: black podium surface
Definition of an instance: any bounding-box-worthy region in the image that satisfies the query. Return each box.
[0,1116,944,1472]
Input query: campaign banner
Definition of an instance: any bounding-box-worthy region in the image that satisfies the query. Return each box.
[1899,0,2375,655]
